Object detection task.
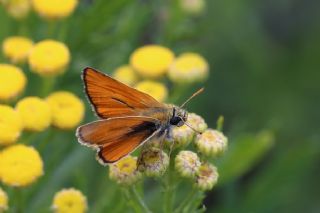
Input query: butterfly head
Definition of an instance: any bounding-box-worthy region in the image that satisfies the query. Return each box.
[170,107,188,127]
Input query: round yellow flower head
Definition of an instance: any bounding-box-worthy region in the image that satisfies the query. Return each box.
[0,187,8,212]
[52,188,87,213]
[0,64,26,101]
[194,163,218,191]
[0,105,23,145]
[0,144,43,187]
[179,0,205,15]
[187,113,207,133]
[28,40,70,76]
[46,91,84,130]
[32,0,78,20]
[175,150,201,178]
[2,36,33,64]
[113,65,139,86]
[2,0,31,19]
[16,97,51,132]
[137,147,169,177]
[195,129,228,157]
[168,53,209,84]
[135,80,168,103]
[166,124,194,148]
[109,155,141,186]
[130,45,175,78]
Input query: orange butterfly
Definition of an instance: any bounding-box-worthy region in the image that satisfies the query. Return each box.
[76,67,203,164]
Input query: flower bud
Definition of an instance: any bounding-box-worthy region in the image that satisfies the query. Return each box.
[194,163,218,191]
[195,129,228,157]
[137,147,169,177]
[109,155,141,186]
[175,151,201,178]
[187,113,208,133]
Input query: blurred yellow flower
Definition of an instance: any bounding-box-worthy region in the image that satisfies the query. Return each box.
[130,45,174,78]
[109,155,141,186]
[28,40,70,76]
[16,97,52,132]
[2,36,33,64]
[52,188,87,213]
[0,187,8,212]
[0,105,23,145]
[32,0,78,20]
[179,0,205,15]
[2,0,31,19]
[0,64,27,101]
[113,65,139,86]
[46,91,84,130]
[135,80,168,102]
[168,53,209,84]
[0,144,44,187]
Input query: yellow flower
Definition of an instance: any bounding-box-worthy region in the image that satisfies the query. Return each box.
[195,129,228,157]
[166,124,194,149]
[0,187,8,212]
[52,188,87,213]
[168,53,209,84]
[2,36,33,64]
[135,80,168,102]
[179,0,205,15]
[175,150,201,178]
[0,144,43,187]
[2,0,31,19]
[130,45,174,78]
[46,91,84,130]
[137,147,169,177]
[0,64,27,101]
[28,40,70,76]
[32,0,78,20]
[109,155,141,186]
[0,105,23,145]
[16,97,51,132]
[113,65,139,86]
[194,163,218,191]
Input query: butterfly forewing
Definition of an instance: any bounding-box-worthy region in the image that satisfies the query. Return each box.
[83,67,164,119]
[76,116,161,163]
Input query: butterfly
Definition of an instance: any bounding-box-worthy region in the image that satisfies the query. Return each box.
[76,67,203,164]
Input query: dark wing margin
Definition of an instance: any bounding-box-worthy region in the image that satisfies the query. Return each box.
[76,116,161,164]
[82,67,163,119]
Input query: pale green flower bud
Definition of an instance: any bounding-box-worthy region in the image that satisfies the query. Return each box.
[175,151,201,178]
[195,129,228,157]
[187,113,208,133]
[194,163,218,191]
[109,155,141,186]
[137,147,169,177]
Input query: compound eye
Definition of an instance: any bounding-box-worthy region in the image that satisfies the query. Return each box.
[170,116,182,126]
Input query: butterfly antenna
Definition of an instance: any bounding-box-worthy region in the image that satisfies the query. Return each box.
[185,122,203,135]
[180,88,204,108]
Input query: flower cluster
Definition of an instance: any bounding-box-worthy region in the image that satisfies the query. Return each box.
[0,1,85,211]
[107,45,226,193]
[112,44,209,103]
[0,0,78,20]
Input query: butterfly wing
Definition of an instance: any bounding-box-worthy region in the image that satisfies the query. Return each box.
[83,67,164,119]
[76,116,161,164]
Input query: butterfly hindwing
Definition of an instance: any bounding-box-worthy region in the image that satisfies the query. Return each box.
[83,67,164,119]
[76,116,161,163]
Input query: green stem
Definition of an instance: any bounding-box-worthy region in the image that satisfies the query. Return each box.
[163,167,174,213]
[47,20,57,38]
[121,188,141,213]
[130,186,152,213]
[40,76,56,97]
[174,187,198,213]
[14,188,23,213]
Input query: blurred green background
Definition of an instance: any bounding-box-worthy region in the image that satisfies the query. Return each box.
[1,0,320,212]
